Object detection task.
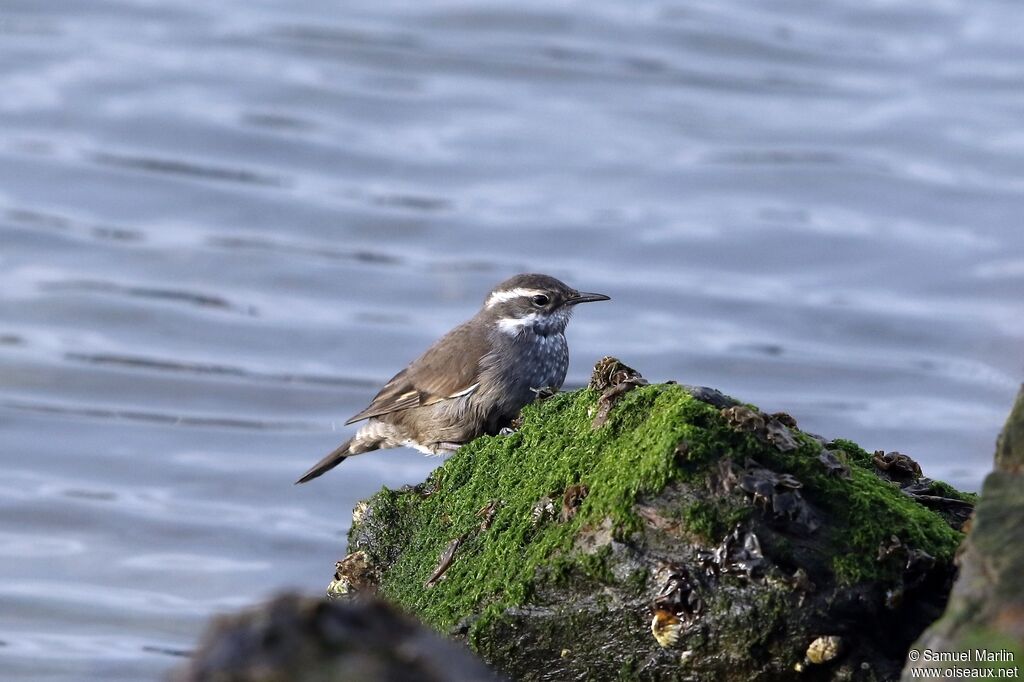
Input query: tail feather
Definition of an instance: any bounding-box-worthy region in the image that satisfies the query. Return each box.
[296,438,352,484]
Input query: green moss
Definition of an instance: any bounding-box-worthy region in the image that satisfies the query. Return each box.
[358,386,698,633]
[680,499,750,541]
[827,438,874,468]
[828,438,978,504]
[752,438,962,584]
[928,479,978,504]
[352,384,965,633]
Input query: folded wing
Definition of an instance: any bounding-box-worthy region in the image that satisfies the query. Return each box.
[345,320,489,424]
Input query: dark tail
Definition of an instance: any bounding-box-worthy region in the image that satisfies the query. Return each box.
[295,438,352,484]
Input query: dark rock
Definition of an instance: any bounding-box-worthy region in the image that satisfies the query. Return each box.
[818,449,851,479]
[683,385,741,409]
[900,479,974,531]
[173,593,501,682]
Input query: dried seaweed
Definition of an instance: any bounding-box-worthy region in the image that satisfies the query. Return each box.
[426,536,464,588]
[560,484,588,522]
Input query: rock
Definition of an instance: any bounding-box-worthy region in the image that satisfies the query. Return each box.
[902,386,1024,680]
[341,358,972,681]
[173,593,501,682]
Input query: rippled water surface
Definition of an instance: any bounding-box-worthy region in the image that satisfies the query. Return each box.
[2,0,1023,678]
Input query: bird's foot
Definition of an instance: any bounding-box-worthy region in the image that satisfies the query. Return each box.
[498,415,524,436]
[530,385,559,401]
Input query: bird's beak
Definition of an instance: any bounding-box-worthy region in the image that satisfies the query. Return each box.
[567,291,611,305]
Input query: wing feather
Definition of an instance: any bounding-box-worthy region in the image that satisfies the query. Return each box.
[344,320,489,424]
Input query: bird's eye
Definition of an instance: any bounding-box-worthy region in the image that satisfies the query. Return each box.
[531,294,550,307]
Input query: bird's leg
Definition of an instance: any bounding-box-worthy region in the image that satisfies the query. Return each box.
[433,442,464,453]
[530,385,559,401]
[497,415,524,436]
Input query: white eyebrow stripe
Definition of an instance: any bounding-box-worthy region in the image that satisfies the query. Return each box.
[485,288,547,308]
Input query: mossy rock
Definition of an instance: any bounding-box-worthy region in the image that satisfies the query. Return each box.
[903,386,1024,680]
[340,363,968,681]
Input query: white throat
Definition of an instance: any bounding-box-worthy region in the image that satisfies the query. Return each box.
[496,313,539,336]
[495,308,571,337]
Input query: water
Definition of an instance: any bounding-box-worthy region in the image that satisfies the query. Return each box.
[2,0,1022,678]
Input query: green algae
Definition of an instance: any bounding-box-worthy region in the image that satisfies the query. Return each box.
[755,438,963,584]
[680,499,750,541]
[828,438,977,505]
[349,383,965,634]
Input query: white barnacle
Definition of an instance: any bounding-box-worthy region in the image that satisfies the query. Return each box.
[806,636,842,664]
[651,609,683,648]
[794,635,843,672]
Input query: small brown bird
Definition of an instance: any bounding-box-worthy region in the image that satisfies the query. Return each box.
[296,273,609,484]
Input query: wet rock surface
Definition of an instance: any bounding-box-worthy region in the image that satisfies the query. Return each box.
[338,359,973,681]
[174,593,501,682]
[903,386,1024,679]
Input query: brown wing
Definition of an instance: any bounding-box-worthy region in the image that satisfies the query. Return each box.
[344,320,489,425]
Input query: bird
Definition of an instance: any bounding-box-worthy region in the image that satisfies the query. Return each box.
[296,273,609,484]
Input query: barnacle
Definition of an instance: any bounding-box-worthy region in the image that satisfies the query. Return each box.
[590,358,648,428]
[794,635,842,671]
[351,500,370,528]
[770,412,798,428]
[650,608,683,648]
[876,535,936,606]
[531,496,556,526]
[649,565,703,648]
[807,635,842,663]
[328,550,375,598]
[721,406,798,451]
[704,525,768,578]
[721,406,765,433]
[872,450,922,480]
[731,462,819,533]
[589,356,645,391]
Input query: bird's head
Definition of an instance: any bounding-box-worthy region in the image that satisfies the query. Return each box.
[481,273,609,336]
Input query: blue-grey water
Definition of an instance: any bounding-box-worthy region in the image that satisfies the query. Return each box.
[1,0,1022,679]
